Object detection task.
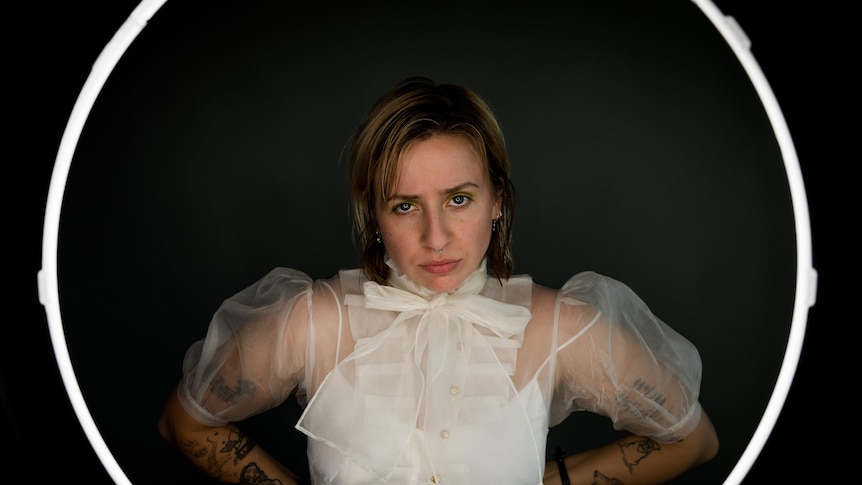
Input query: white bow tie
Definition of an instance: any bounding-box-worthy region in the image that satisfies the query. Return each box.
[358,278,531,337]
[296,262,534,482]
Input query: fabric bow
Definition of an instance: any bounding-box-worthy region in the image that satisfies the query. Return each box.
[357,273,532,336]
[296,259,533,482]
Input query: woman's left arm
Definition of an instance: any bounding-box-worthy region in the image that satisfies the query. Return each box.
[547,272,720,483]
[543,409,718,485]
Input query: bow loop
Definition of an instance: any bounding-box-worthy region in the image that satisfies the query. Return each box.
[358,278,531,339]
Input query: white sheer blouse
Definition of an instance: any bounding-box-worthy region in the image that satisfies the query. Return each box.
[177,259,703,485]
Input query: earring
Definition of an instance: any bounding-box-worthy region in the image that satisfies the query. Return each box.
[374,231,382,244]
[492,212,502,232]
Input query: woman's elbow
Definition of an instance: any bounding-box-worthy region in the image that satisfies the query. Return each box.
[157,387,185,445]
[693,409,720,464]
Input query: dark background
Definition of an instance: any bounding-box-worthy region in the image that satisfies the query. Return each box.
[9,1,845,483]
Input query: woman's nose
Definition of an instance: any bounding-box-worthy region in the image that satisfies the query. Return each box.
[423,209,451,252]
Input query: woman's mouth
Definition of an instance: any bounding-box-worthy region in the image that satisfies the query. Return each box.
[420,259,460,275]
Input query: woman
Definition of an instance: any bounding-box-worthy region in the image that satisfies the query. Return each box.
[158,76,718,484]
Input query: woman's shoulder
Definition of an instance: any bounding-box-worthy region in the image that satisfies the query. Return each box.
[516,270,635,303]
[333,267,364,296]
[524,282,559,332]
[526,271,629,325]
[233,268,355,334]
[254,266,361,285]
[229,267,361,306]
[557,270,648,311]
[529,281,558,306]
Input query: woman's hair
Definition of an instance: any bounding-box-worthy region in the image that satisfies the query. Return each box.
[348,76,515,284]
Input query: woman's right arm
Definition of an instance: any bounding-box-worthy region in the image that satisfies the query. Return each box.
[158,386,306,484]
[157,268,319,483]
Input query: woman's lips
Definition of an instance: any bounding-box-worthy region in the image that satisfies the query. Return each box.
[420,259,460,275]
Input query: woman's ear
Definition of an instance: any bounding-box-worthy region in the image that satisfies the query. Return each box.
[494,177,504,216]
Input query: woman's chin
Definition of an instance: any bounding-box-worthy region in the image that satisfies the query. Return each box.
[416,274,464,294]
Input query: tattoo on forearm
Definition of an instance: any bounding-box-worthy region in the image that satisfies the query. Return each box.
[211,377,257,403]
[221,428,256,461]
[205,433,230,475]
[239,462,283,484]
[179,435,232,478]
[180,439,208,459]
[618,436,660,474]
[591,470,624,484]
[180,428,259,480]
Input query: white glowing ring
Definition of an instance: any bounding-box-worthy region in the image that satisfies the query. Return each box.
[38,2,167,484]
[691,2,817,483]
[38,1,816,483]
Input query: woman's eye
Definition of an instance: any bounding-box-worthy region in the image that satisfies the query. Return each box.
[394,202,414,213]
[450,195,470,206]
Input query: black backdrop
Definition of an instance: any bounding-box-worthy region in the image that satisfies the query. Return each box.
[9,1,845,483]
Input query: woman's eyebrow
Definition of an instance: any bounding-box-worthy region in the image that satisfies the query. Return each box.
[389,181,480,200]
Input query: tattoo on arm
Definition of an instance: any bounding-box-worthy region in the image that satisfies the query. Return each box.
[239,462,283,484]
[631,378,667,407]
[211,377,257,404]
[591,470,624,485]
[618,436,660,474]
[179,429,259,480]
[588,377,666,484]
[221,428,257,461]
[618,377,669,423]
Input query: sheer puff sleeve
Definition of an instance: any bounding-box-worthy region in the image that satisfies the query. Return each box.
[550,271,703,443]
[177,267,314,426]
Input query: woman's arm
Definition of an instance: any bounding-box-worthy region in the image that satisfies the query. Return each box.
[158,387,307,484]
[543,410,718,485]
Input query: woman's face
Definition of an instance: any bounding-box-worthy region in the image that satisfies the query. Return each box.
[377,134,501,293]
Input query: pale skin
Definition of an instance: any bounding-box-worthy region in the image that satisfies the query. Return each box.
[376,134,501,294]
[158,134,719,483]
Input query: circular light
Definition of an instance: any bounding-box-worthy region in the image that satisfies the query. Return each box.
[38,2,167,484]
[38,1,816,483]
[691,3,816,483]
